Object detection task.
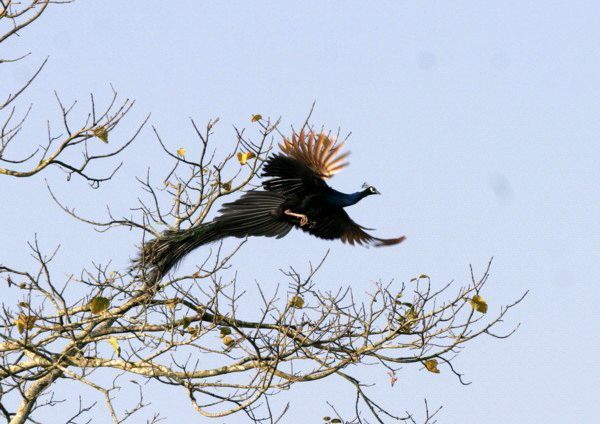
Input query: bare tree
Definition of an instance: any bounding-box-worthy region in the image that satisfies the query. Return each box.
[1,0,147,185]
[0,2,526,423]
[1,115,526,423]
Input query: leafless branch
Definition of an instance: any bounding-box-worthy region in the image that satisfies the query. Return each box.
[1,115,526,423]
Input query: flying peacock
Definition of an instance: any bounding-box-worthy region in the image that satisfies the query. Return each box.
[138,130,405,282]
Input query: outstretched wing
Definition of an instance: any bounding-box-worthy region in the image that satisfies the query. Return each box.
[262,130,349,196]
[214,190,292,238]
[303,208,406,247]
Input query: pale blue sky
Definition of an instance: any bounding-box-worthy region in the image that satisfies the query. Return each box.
[3,1,600,422]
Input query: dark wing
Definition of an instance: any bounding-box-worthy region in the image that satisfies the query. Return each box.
[262,130,350,196]
[303,208,406,247]
[261,154,324,196]
[214,190,292,238]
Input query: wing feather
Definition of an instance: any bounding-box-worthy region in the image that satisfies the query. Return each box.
[303,208,406,247]
[279,130,350,179]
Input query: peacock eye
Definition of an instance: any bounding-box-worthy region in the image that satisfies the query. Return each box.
[369,186,375,192]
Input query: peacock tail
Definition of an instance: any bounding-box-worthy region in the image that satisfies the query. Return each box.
[135,190,290,284]
[136,222,222,284]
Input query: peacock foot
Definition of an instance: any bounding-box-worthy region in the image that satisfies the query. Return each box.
[284,209,309,227]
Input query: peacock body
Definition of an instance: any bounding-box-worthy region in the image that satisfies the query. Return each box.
[138,130,405,282]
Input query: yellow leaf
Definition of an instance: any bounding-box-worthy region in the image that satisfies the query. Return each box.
[236,151,256,165]
[220,181,232,192]
[423,359,440,374]
[92,126,109,143]
[289,295,304,309]
[387,370,398,387]
[176,147,186,157]
[89,296,110,314]
[108,337,121,356]
[469,294,488,314]
[165,298,180,311]
[181,317,192,329]
[398,305,418,331]
[251,114,262,122]
[222,335,235,346]
[187,326,200,337]
[405,308,418,321]
[15,313,36,334]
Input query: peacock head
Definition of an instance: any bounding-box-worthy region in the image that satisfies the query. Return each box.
[362,182,381,196]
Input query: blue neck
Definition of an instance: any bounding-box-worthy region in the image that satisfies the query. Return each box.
[325,189,368,208]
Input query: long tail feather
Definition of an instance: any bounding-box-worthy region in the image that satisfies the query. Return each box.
[136,222,222,284]
[135,190,291,284]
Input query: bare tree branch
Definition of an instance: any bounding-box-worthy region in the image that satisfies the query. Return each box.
[0,2,526,422]
[1,116,526,423]
[1,1,147,184]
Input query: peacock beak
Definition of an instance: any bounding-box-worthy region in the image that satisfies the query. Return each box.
[374,188,381,195]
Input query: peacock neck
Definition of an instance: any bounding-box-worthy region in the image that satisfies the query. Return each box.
[324,188,367,208]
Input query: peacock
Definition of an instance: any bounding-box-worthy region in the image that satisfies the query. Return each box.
[138,130,405,283]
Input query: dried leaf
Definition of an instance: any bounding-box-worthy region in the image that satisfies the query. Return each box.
[108,337,121,356]
[411,274,429,282]
[469,294,488,314]
[181,317,192,329]
[405,308,418,321]
[236,151,256,165]
[222,335,235,346]
[89,296,110,314]
[18,302,29,309]
[251,114,262,122]
[176,147,186,157]
[92,126,109,143]
[399,306,418,331]
[387,370,398,387]
[15,313,36,334]
[289,295,304,309]
[220,181,232,192]
[423,359,440,374]
[331,419,342,424]
[165,298,180,311]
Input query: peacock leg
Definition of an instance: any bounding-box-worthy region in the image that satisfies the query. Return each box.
[284,209,309,226]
